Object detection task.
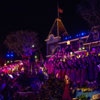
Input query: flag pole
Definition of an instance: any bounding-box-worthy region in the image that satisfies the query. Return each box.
[57,1,59,18]
[57,1,59,36]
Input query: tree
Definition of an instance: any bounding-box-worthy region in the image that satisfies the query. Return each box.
[4,30,39,56]
[78,0,100,27]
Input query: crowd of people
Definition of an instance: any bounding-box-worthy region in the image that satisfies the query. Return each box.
[45,47,100,87]
[0,67,47,100]
[0,47,100,100]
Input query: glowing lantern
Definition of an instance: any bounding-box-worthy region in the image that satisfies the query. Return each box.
[98,53,100,56]
[82,47,85,50]
[32,44,35,48]
[11,61,13,63]
[67,40,70,45]
[4,63,7,66]
[87,52,89,56]
[70,52,73,55]
[79,48,81,51]
[7,61,10,63]
[63,58,65,62]
[35,55,37,59]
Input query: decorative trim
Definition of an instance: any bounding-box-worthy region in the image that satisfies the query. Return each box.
[45,35,61,42]
[83,40,100,45]
[58,35,89,44]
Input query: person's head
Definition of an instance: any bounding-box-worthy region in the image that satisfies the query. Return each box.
[64,75,70,84]
[65,75,69,80]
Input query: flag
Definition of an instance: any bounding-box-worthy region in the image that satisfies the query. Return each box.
[58,8,63,13]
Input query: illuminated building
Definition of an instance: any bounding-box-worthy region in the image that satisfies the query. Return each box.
[45,18,100,57]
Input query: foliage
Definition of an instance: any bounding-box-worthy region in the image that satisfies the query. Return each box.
[39,74,65,100]
[78,0,100,27]
[4,30,39,56]
[78,94,88,100]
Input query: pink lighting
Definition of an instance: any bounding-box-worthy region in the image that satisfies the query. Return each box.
[20,62,23,66]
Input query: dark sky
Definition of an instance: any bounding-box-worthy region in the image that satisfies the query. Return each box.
[0,0,89,55]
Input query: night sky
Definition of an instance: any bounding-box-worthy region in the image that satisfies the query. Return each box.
[0,0,89,56]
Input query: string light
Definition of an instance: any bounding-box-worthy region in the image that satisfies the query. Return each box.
[7,61,10,63]
[6,54,10,57]
[98,53,100,56]
[65,37,68,40]
[82,47,85,50]
[81,32,85,36]
[20,62,23,65]
[70,52,73,55]
[63,58,65,62]
[32,44,35,48]
[86,52,89,56]
[4,63,7,66]
[79,48,81,51]
[11,54,14,57]
[11,61,13,63]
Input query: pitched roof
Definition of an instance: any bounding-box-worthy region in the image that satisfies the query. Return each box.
[49,18,68,37]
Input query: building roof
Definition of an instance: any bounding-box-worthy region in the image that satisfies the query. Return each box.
[48,18,68,37]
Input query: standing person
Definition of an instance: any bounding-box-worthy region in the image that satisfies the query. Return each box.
[80,63,87,86]
[97,64,100,87]
[30,48,36,75]
[88,55,95,81]
[62,75,72,100]
[75,60,81,87]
